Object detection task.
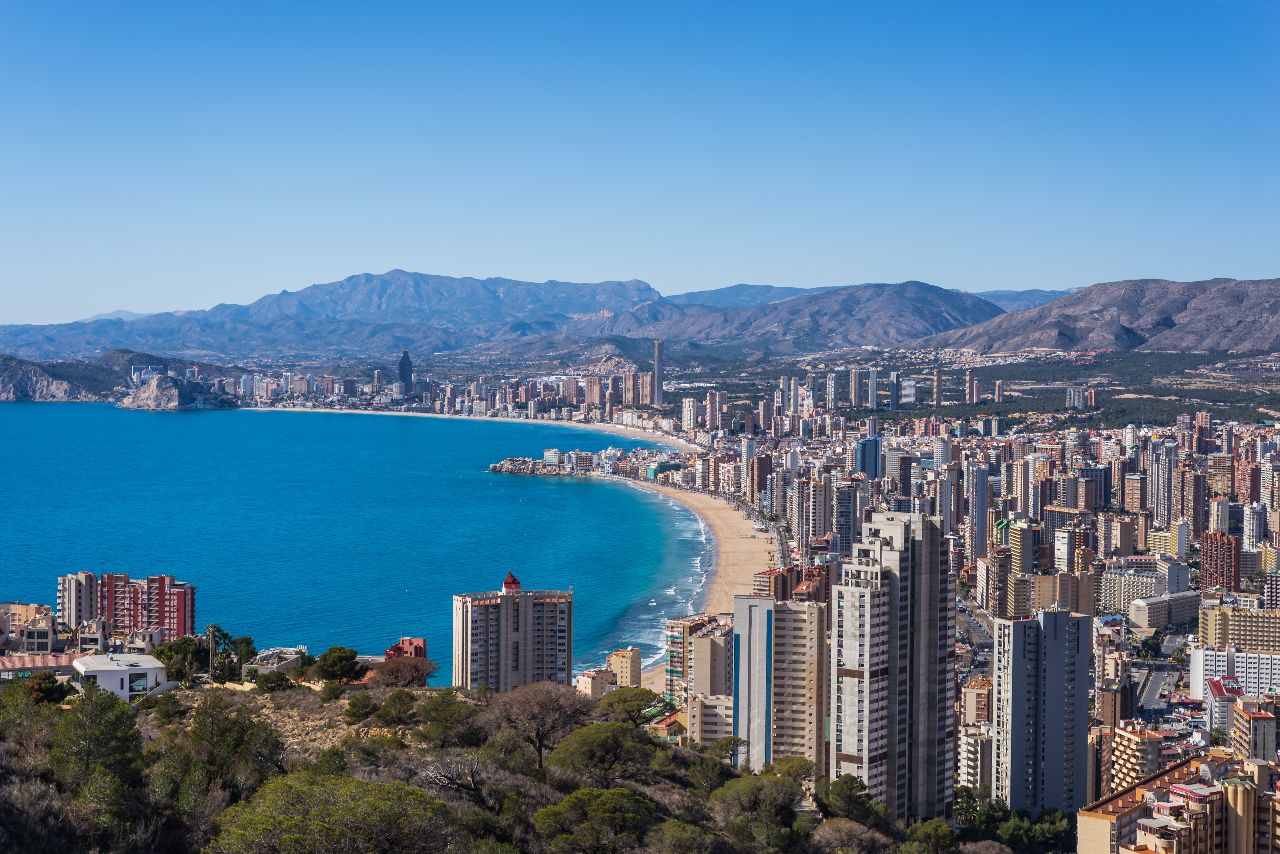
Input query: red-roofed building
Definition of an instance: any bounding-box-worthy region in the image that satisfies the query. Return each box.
[646,711,687,744]
[385,637,427,659]
[1206,676,1244,733]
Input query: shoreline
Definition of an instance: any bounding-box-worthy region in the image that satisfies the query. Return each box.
[619,480,774,693]
[243,405,770,690]
[243,405,704,454]
[11,402,767,691]
[618,481,771,616]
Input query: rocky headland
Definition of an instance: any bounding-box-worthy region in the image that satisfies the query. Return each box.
[0,355,101,402]
[119,375,237,411]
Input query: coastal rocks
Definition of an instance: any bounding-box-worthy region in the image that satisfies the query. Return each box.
[0,355,101,401]
[489,457,578,476]
[119,375,236,411]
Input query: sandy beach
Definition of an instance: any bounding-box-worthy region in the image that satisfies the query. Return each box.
[253,406,703,453]
[624,482,776,693]
[264,407,767,607]
[248,405,769,693]
[624,483,774,614]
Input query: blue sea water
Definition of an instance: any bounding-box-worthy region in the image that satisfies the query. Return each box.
[0,404,711,681]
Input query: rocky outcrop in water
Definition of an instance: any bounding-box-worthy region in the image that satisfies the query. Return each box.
[119,375,236,411]
[0,355,101,401]
[489,457,576,476]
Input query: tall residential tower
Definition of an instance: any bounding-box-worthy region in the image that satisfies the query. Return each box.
[452,573,573,692]
[830,513,956,822]
[992,609,1091,815]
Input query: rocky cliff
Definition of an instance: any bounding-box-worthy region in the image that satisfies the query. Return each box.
[119,375,235,411]
[0,355,101,401]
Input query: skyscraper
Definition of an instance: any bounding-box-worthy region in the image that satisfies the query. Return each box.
[1201,531,1242,591]
[733,595,828,775]
[830,513,955,822]
[398,349,413,391]
[652,339,665,406]
[56,571,98,629]
[97,573,196,639]
[682,397,699,432]
[855,435,882,479]
[965,457,990,562]
[1149,440,1178,527]
[992,609,1091,814]
[452,573,573,692]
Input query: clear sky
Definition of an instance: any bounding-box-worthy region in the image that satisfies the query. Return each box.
[1,2,1277,323]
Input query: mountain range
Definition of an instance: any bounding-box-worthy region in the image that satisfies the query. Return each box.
[917,277,1280,353]
[0,272,1004,361]
[1,272,1274,363]
[665,283,1067,312]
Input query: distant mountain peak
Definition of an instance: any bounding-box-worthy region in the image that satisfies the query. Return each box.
[78,310,151,323]
[917,277,1280,353]
[0,271,1025,362]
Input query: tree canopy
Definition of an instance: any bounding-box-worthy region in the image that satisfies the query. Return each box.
[206,772,455,854]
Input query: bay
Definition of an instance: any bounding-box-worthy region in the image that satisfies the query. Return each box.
[0,404,711,681]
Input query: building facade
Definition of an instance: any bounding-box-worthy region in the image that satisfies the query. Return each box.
[732,595,828,776]
[993,609,1092,815]
[451,573,572,692]
[829,513,955,822]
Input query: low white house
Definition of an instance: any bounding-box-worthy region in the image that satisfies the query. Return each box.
[72,654,167,702]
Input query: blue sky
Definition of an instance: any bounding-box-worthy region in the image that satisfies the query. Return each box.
[1,2,1277,323]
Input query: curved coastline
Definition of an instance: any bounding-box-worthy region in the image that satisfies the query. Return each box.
[242,405,703,453]
[245,406,773,672]
[613,479,775,693]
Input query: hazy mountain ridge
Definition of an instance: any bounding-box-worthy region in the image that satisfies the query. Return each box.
[666,283,844,308]
[916,277,1280,353]
[971,289,1073,312]
[0,272,1004,361]
[565,281,1004,352]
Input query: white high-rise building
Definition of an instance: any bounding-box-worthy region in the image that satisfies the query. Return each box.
[933,437,954,467]
[732,595,828,776]
[1244,502,1268,550]
[1150,440,1178,528]
[56,571,98,629]
[682,397,699,432]
[992,609,1091,815]
[452,573,572,692]
[1123,423,1139,452]
[958,722,994,790]
[829,513,955,822]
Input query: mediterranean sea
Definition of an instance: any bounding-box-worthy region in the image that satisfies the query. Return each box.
[0,404,711,681]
